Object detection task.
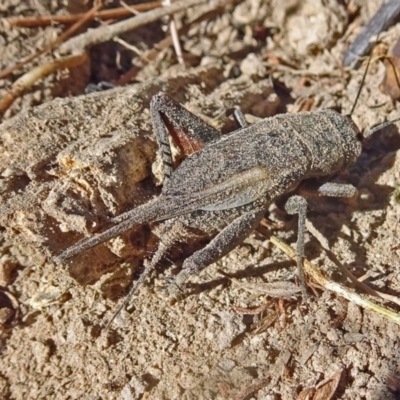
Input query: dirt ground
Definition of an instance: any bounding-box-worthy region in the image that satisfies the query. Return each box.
[1,0,400,399]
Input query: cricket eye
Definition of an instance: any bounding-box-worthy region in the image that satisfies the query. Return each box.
[345,114,363,141]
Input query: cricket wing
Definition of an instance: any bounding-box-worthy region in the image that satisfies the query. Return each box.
[193,166,270,211]
[152,166,270,213]
[112,166,271,222]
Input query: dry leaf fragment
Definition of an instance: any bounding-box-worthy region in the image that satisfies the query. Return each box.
[296,369,342,400]
[380,36,400,101]
[0,288,19,327]
[380,56,400,101]
[237,281,303,297]
[296,387,315,400]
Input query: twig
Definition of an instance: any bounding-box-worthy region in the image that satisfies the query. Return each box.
[0,53,88,115]
[0,2,101,80]
[59,0,208,54]
[299,217,400,307]
[268,234,400,326]
[163,0,185,66]
[270,63,343,78]
[3,2,162,28]
[113,37,144,57]
[323,248,400,307]
[344,0,400,67]
[116,22,180,85]
[120,0,142,16]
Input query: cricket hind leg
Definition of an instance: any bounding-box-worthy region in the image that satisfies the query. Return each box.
[166,206,266,300]
[105,240,170,329]
[315,182,357,198]
[107,218,201,328]
[150,94,250,178]
[150,93,221,181]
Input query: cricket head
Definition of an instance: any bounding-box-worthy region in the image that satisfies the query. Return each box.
[331,112,400,168]
[339,113,364,166]
[310,109,363,174]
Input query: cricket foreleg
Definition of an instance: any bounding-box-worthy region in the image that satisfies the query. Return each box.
[299,182,357,198]
[286,182,357,296]
[167,208,265,299]
[316,182,357,198]
[284,195,308,300]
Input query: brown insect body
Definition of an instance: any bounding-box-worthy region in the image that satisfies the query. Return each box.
[164,109,362,201]
[55,93,362,315]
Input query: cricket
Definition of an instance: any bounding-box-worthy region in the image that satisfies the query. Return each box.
[55,52,398,327]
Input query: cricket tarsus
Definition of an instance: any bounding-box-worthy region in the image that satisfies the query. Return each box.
[226,108,248,128]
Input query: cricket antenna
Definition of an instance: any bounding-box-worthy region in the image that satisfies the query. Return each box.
[349,37,377,116]
[363,117,400,139]
[347,34,400,138]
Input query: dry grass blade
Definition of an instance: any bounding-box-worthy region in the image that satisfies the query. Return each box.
[0,53,88,115]
[252,311,278,334]
[232,301,272,315]
[0,3,101,80]
[302,217,400,307]
[59,0,208,54]
[235,280,302,297]
[324,248,400,307]
[163,0,185,66]
[268,234,400,326]
[4,2,162,27]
